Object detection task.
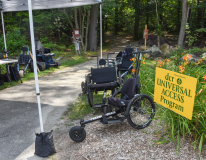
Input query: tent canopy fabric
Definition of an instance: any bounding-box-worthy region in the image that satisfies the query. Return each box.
[0,0,101,12]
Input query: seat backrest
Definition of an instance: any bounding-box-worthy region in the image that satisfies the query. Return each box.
[91,67,116,84]
[119,55,133,69]
[20,46,29,55]
[21,46,28,51]
[121,78,137,99]
[35,38,45,53]
[125,47,133,54]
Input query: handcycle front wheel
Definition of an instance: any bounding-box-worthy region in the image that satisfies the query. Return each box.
[69,126,86,142]
[126,94,155,129]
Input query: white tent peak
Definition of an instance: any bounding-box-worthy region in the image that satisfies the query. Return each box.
[0,0,102,12]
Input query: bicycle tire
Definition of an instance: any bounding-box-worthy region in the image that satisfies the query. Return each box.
[126,94,155,129]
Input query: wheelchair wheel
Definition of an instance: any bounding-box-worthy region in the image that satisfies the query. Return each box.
[126,94,155,129]
[19,70,24,78]
[69,126,86,142]
[30,60,34,72]
[81,81,86,94]
[87,91,93,107]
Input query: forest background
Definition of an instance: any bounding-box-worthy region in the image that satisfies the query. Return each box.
[0,0,206,55]
[0,0,206,158]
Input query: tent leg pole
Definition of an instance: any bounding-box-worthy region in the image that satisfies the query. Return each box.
[100,3,102,59]
[28,0,44,132]
[1,11,7,57]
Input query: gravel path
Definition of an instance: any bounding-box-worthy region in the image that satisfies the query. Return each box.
[50,35,206,160]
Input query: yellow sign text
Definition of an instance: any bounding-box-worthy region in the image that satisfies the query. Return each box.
[154,67,197,120]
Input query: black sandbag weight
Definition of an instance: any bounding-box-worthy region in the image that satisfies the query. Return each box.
[34,130,56,157]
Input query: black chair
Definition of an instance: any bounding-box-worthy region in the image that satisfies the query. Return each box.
[87,66,119,107]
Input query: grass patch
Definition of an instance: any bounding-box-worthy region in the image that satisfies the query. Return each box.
[65,91,113,120]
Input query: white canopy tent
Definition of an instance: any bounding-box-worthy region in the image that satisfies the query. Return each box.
[0,0,102,133]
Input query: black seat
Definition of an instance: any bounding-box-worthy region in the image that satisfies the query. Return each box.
[125,47,133,54]
[117,55,133,71]
[108,78,137,107]
[88,67,119,92]
[35,38,51,55]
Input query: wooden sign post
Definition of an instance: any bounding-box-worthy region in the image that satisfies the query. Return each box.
[143,25,148,51]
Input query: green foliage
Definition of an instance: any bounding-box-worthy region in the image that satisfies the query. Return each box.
[169,46,184,66]
[65,94,95,120]
[68,44,76,54]
[0,29,28,55]
[60,34,70,46]
[143,48,206,158]
[65,91,111,120]
[185,47,206,55]
[186,25,206,46]
[40,37,49,44]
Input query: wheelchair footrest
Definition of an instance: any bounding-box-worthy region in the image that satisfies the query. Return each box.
[101,117,126,124]
[93,103,104,108]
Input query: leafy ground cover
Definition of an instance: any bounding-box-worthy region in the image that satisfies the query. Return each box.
[138,49,206,159]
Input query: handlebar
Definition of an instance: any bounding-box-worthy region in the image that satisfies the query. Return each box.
[90,55,99,68]
[131,50,152,54]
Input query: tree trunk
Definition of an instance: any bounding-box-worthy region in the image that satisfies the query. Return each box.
[155,0,160,48]
[201,1,205,39]
[87,4,98,52]
[74,8,79,29]
[114,0,118,35]
[80,8,85,51]
[134,0,140,40]
[177,0,181,33]
[178,0,187,48]
[85,9,90,52]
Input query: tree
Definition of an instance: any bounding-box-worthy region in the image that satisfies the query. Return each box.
[87,4,98,52]
[134,0,140,40]
[178,0,187,48]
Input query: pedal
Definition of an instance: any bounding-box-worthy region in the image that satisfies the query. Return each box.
[102,114,108,124]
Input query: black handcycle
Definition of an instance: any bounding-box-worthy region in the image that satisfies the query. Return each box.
[69,50,155,142]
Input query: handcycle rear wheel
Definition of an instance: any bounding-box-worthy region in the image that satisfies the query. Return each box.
[87,90,93,107]
[81,81,87,94]
[126,94,155,129]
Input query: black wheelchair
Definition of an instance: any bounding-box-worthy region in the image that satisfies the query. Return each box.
[30,38,60,72]
[69,50,155,142]
[81,53,120,108]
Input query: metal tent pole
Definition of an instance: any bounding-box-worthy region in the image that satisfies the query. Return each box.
[28,0,44,132]
[100,3,102,59]
[1,11,7,57]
